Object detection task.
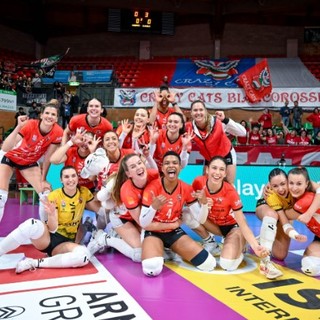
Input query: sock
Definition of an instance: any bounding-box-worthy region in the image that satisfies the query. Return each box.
[38,190,50,222]
[108,237,140,261]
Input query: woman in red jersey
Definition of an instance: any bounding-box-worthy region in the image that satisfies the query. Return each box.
[191,156,269,272]
[149,112,194,170]
[149,85,185,130]
[116,108,150,150]
[62,97,113,144]
[186,100,246,184]
[88,153,177,262]
[139,151,216,276]
[283,167,320,277]
[50,130,101,192]
[0,102,63,222]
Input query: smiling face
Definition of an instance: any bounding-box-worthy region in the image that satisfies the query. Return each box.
[167,114,183,134]
[87,98,103,118]
[134,108,149,127]
[61,167,78,192]
[269,173,288,197]
[288,173,308,198]
[103,131,119,152]
[125,155,147,183]
[40,106,58,126]
[206,158,227,187]
[190,101,207,126]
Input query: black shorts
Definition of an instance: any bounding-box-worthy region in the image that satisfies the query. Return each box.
[204,150,233,166]
[144,227,186,248]
[41,232,74,256]
[219,223,239,237]
[1,155,38,170]
[256,198,267,208]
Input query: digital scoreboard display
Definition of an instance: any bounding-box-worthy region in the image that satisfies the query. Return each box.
[108,8,174,35]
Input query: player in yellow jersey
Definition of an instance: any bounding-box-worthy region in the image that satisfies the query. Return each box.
[0,166,100,273]
[256,168,310,280]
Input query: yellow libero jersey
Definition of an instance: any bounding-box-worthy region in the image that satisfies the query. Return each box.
[48,187,94,240]
[266,190,294,211]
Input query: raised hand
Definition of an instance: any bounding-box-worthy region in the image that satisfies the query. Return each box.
[151,191,167,210]
[191,186,207,205]
[148,124,159,143]
[121,119,133,134]
[181,128,195,149]
[215,110,225,121]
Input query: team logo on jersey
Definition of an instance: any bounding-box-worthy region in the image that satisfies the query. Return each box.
[61,200,66,207]
[177,194,182,201]
[32,135,38,142]
[72,157,76,163]
[79,197,83,204]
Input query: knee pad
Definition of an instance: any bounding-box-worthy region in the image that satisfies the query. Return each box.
[219,253,244,271]
[14,218,45,243]
[191,249,216,271]
[142,257,164,277]
[260,216,277,251]
[70,246,90,267]
[131,248,142,263]
[0,189,8,208]
[301,256,320,277]
[182,208,200,229]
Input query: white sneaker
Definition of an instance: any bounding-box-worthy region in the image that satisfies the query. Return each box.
[87,229,109,256]
[16,257,37,274]
[259,260,283,279]
[203,239,221,256]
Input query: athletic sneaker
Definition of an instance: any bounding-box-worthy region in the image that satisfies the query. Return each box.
[16,257,37,274]
[203,239,221,256]
[259,260,283,279]
[87,229,110,256]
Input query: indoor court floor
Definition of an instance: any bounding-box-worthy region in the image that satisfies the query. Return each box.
[0,198,319,320]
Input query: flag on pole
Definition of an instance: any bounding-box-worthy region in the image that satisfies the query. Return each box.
[23,48,70,78]
[237,58,272,103]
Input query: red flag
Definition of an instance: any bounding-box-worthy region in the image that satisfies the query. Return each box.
[238,59,272,103]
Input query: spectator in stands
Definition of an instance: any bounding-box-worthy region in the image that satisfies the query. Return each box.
[70,92,80,114]
[161,75,169,87]
[236,120,249,145]
[28,101,40,119]
[306,107,320,138]
[149,85,185,129]
[248,124,262,145]
[283,122,299,145]
[279,100,291,127]
[60,93,73,129]
[291,100,303,130]
[14,107,26,127]
[313,131,320,145]
[258,108,273,130]
[79,98,89,114]
[298,129,311,146]
[276,130,286,144]
[264,128,277,145]
[53,81,64,100]
[31,72,42,89]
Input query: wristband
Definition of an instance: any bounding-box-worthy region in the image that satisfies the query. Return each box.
[222,117,230,124]
[288,229,299,239]
[316,187,320,194]
[67,140,74,147]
